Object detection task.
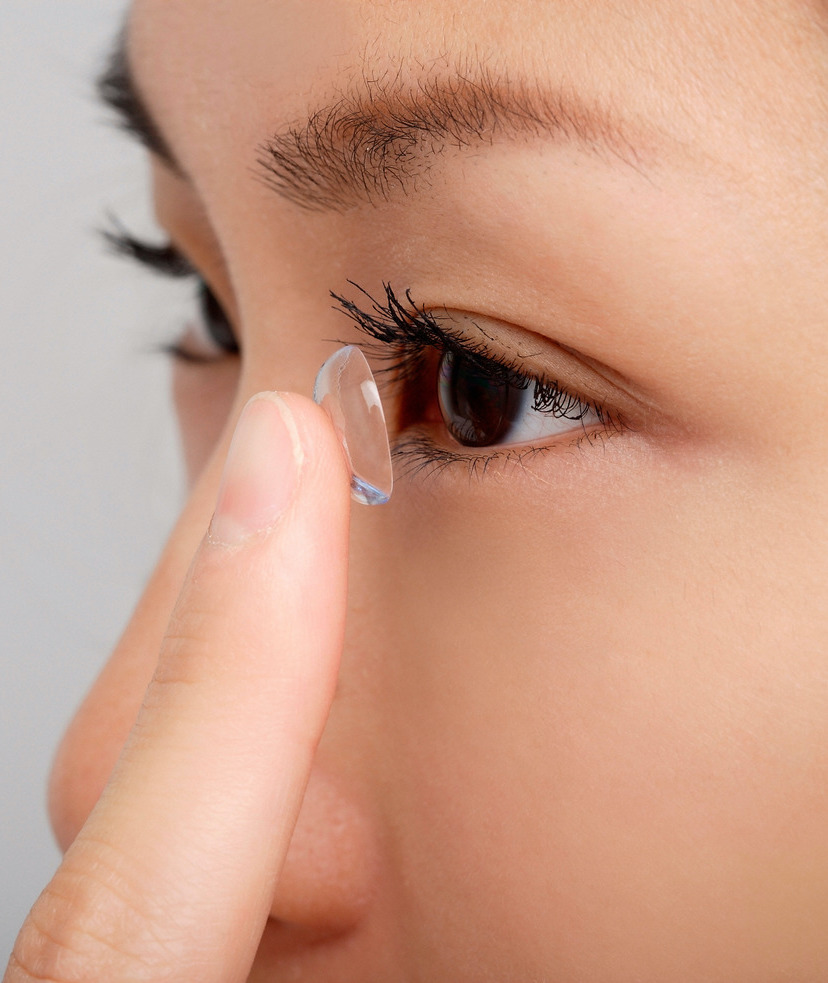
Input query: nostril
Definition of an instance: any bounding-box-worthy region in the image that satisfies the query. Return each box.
[268,768,378,935]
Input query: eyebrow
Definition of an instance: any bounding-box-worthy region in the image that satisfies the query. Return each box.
[99,30,650,212]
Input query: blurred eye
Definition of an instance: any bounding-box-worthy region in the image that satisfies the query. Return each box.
[437,349,600,448]
[100,222,240,363]
[197,281,238,353]
[173,279,240,363]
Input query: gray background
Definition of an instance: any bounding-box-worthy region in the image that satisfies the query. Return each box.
[1,1,185,955]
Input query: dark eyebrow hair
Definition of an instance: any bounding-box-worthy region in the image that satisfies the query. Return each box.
[256,68,648,212]
[97,27,649,211]
[96,28,183,175]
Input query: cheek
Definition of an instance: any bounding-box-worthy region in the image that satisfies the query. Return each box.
[366,437,828,976]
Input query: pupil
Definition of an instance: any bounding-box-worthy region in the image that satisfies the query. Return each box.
[438,351,523,447]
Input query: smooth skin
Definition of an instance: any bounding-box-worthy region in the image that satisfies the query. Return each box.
[7,0,828,980]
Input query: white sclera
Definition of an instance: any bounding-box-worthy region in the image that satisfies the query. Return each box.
[313,345,394,505]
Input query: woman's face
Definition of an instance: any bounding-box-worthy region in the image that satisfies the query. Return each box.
[49,1,828,979]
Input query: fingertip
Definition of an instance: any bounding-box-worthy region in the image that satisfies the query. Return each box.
[268,391,353,496]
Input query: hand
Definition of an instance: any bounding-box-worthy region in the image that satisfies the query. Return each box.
[5,393,351,983]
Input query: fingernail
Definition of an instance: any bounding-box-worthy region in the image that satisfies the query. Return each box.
[209,393,303,546]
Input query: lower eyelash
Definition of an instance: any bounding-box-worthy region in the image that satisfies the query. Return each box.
[391,433,517,480]
[392,431,591,484]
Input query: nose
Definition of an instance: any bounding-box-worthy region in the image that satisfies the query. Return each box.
[267,767,377,931]
[47,414,379,944]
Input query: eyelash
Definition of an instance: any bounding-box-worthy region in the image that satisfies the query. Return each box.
[331,281,623,477]
[101,221,239,363]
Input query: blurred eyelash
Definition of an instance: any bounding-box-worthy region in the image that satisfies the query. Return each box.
[101,216,193,278]
[330,279,611,424]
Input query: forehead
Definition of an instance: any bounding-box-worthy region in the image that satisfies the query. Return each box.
[128,0,828,187]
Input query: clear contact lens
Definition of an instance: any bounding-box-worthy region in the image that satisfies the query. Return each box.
[313,345,393,505]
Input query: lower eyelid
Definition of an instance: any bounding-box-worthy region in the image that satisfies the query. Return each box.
[390,413,621,486]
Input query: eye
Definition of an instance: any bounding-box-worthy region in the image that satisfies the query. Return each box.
[437,349,599,448]
[330,282,616,466]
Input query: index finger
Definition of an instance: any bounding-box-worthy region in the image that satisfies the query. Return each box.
[6,393,351,983]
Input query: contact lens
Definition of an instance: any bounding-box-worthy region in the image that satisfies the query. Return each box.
[313,345,393,505]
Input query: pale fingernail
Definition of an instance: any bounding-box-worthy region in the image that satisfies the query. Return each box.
[209,393,303,546]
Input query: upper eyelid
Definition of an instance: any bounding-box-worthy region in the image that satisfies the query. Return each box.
[418,307,657,426]
[331,282,627,419]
